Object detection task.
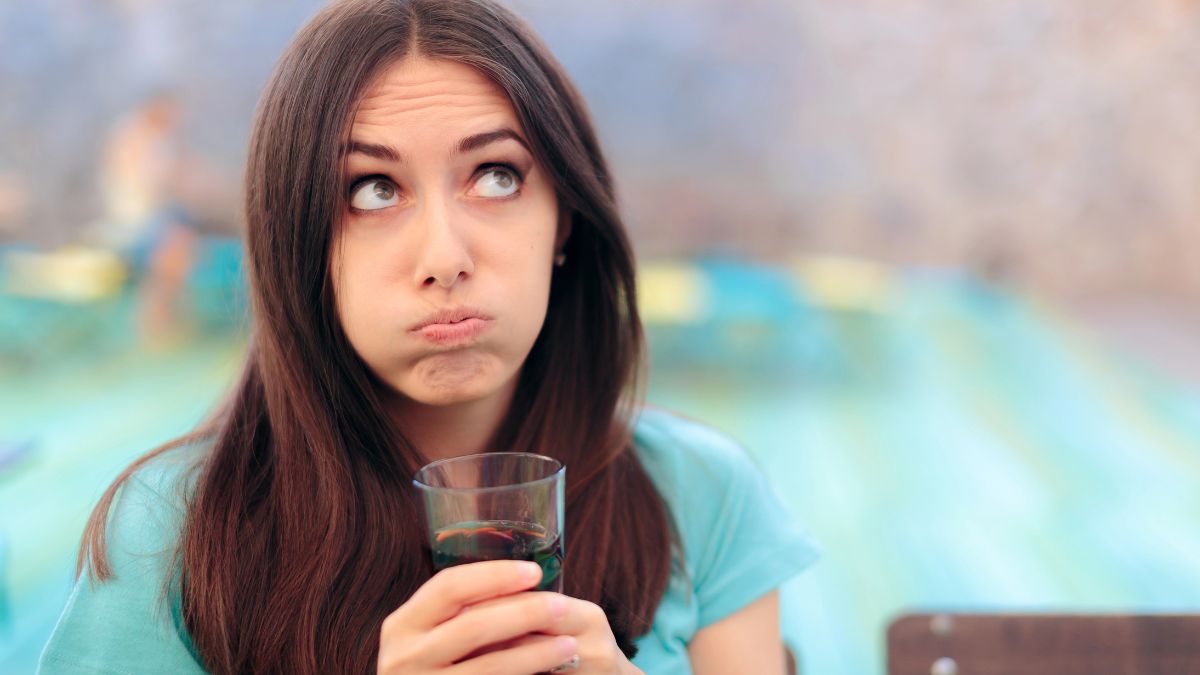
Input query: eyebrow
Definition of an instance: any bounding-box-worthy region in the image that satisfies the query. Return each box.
[343,128,530,163]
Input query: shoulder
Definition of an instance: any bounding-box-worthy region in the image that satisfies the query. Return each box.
[632,407,763,497]
[38,439,212,673]
[122,439,209,510]
[105,440,208,553]
[630,406,775,556]
[77,438,211,586]
[630,407,819,627]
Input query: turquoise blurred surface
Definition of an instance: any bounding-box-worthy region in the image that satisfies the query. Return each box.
[1,241,1197,673]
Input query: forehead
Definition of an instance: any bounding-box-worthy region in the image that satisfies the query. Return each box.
[351,56,519,139]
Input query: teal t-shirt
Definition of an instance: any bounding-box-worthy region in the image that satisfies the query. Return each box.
[38,409,818,674]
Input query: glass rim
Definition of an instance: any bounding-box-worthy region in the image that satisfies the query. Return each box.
[411,451,565,494]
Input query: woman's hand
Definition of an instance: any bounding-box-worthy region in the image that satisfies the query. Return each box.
[459,593,644,675]
[376,559,644,675]
[376,560,580,674]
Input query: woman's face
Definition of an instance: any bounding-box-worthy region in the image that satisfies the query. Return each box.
[331,56,564,410]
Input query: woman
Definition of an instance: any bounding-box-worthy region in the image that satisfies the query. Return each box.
[39,1,818,673]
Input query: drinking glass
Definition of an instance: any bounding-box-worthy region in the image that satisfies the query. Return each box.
[413,452,565,592]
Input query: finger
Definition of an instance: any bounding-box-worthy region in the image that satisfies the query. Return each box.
[527,598,623,673]
[446,634,578,675]
[530,596,609,638]
[423,591,569,665]
[458,634,556,658]
[396,560,543,630]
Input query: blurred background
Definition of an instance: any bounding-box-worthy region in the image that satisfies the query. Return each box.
[2,0,1199,673]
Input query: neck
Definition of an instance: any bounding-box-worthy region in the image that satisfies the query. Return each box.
[385,378,518,463]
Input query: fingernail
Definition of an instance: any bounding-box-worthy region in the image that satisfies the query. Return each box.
[555,635,578,656]
[548,595,568,618]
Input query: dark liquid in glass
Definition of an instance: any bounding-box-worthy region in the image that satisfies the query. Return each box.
[429,519,563,592]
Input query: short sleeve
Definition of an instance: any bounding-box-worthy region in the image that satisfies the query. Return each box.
[687,444,819,627]
[37,468,205,674]
[634,410,820,630]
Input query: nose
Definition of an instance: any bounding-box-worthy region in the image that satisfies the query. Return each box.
[411,196,473,289]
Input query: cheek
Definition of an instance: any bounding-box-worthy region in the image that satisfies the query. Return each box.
[508,258,554,339]
[329,242,352,322]
[329,238,379,355]
[487,209,557,310]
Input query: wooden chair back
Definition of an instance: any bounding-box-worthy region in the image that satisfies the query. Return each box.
[887,613,1200,675]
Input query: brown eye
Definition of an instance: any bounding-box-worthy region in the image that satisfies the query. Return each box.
[349,178,399,210]
[471,167,521,198]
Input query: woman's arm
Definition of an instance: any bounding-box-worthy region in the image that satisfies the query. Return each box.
[687,590,787,675]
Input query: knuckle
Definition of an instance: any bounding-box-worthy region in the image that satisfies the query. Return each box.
[583,600,607,622]
[427,566,471,600]
[379,611,399,636]
[431,565,460,585]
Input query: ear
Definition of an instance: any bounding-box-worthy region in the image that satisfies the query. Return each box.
[555,204,573,254]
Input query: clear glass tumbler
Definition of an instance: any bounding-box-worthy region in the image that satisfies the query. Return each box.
[413,452,565,592]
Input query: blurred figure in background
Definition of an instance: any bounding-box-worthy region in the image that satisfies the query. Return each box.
[0,172,30,238]
[94,91,197,346]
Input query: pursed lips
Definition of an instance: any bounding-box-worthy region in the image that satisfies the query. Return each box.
[409,307,493,345]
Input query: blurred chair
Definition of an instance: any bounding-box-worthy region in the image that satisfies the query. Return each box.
[887,613,1200,675]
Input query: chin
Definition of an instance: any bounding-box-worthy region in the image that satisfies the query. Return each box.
[393,352,511,407]
[402,383,496,407]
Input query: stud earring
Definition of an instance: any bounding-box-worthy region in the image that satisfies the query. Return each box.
[554,253,566,267]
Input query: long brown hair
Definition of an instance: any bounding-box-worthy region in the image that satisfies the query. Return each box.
[78,0,676,672]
